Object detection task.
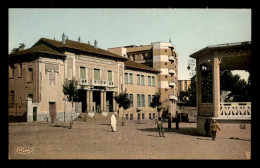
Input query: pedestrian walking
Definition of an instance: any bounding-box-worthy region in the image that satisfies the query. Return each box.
[204,119,210,137]
[168,113,172,129]
[157,117,165,137]
[210,119,221,140]
[175,111,180,129]
[110,114,117,132]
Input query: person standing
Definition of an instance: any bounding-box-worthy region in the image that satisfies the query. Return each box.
[168,113,172,129]
[157,117,165,137]
[110,114,117,132]
[210,119,221,140]
[175,111,180,129]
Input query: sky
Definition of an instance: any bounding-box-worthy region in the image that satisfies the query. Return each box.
[8,8,251,80]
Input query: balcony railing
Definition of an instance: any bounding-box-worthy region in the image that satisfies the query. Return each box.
[92,80,107,86]
[169,95,178,101]
[220,102,251,119]
[168,81,176,87]
[168,69,175,74]
[168,56,175,62]
[79,78,88,85]
[107,81,114,86]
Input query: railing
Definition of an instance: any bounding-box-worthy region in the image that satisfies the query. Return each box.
[168,69,175,74]
[92,80,107,86]
[169,95,178,101]
[220,102,251,119]
[199,103,213,117]
[168,81,176,87]
[107,81,114,86]
[79,78,88,85]
[168,56,175,62]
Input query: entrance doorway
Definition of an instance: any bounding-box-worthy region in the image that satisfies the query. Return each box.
[93,91,101,113]
[49,102,56,122]
[33,107,37,121]
[78,90,87,112]
[106,92,114,112]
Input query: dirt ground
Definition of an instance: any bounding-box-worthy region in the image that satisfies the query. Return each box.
[8,115,251,160]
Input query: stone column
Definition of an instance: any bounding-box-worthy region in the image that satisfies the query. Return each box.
[103,91,107,112]
[113,92,117,112]
[100,91,104,113]
[196,62,202,115]
[86,90,89,112]
[89,90,93,112]
[212,55,220,117]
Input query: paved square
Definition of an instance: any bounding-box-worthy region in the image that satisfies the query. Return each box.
[8,119,250,159]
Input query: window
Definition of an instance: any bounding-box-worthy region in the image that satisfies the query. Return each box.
[94,69,101,81]
[153,113,155,119]
[148,95,152,107]
[129,94,134,107]
[125,73,128,84]
[49,72,55,85]
[137,74,140,85]
[152,76,155,87]
[138,114,141,120]
[129,73,133,84]
[142,113,145,119]
[137,94,141,107]
[142,94,145,107]
[165,75,168,78]
[28,68,33,82]
[126,114,129,120]
[148,76,151,86]
[149,113,151,119]
[80,67,86,79]
[141,75,145,85]
[28,94,33,100]
[108,70,113,82]
[130,114,133,120]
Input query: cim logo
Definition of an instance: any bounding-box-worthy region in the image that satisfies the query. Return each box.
[16,146,33,154]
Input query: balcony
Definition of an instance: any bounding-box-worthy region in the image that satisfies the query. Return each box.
[92,80,107,87]
[168,81,176,87]
[107,81,114,87]
[168,69,175,75]
[79,78,88,85]
[169,95,178,101]
[168,56,175,62]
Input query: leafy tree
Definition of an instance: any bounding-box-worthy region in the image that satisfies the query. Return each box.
[150,90,162,118]
[62,77,79,128]
[114,89,131,126]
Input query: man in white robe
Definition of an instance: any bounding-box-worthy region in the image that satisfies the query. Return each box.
[110,114,117,132]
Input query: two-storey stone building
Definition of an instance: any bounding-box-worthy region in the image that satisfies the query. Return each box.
[8,34,160,122]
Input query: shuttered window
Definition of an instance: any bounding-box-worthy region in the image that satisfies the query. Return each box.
[80,67,86,79]
[108,71,112,81]
[94,69,100,81]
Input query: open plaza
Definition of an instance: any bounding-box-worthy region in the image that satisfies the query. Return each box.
[8,110,251,160]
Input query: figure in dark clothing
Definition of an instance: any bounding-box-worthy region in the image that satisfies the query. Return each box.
[175,111,180,129]
[168,113,172,129]
[157,117,165,137]
[204,119,210,137]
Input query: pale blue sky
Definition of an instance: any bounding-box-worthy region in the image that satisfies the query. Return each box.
[8,8,251,80]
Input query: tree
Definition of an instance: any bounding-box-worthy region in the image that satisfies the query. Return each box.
[114,89,131,126]
[62,77,79,129]
[150,90,162,118]
[11,43,26,54]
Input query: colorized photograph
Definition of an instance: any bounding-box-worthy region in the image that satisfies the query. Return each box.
[8,8,251,159]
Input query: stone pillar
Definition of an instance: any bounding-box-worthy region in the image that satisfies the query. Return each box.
[86,90,89,112]
[212,55,220,117]
[103,91,107,112]
[26,97,33,122]
[100,91,104,113]
[89,90,93,112]
[113,92,117,112]
[196,62,202,115]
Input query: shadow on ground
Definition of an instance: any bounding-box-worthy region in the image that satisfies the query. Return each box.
[50,124,70,129]
[137,127,198,136]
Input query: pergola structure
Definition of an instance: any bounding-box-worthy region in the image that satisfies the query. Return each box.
[190,41,251,136]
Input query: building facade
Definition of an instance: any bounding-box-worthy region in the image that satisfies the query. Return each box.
[178,80,191,94]
[8,34,161,122]
[109,41,179,117]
